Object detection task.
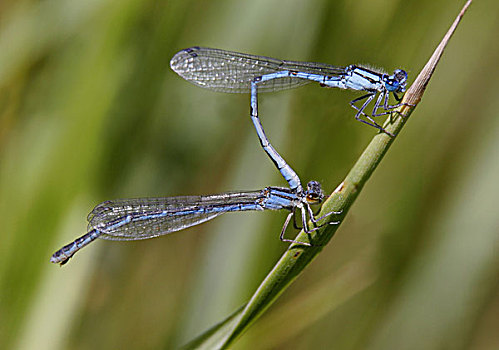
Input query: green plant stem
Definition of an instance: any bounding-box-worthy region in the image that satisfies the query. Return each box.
[183,1,472,348]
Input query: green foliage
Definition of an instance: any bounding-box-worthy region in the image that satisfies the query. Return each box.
[1,1,497,349]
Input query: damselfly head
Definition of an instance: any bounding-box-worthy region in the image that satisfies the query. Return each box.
[384,69,408,93]
[305,181,324,204]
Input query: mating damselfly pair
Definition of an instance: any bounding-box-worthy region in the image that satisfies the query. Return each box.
[51,47,407,265]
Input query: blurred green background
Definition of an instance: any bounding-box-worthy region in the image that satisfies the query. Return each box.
[1,0,498,349]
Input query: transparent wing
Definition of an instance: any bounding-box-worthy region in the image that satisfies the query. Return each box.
[170,47,346,93]
[87,191,265,241]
